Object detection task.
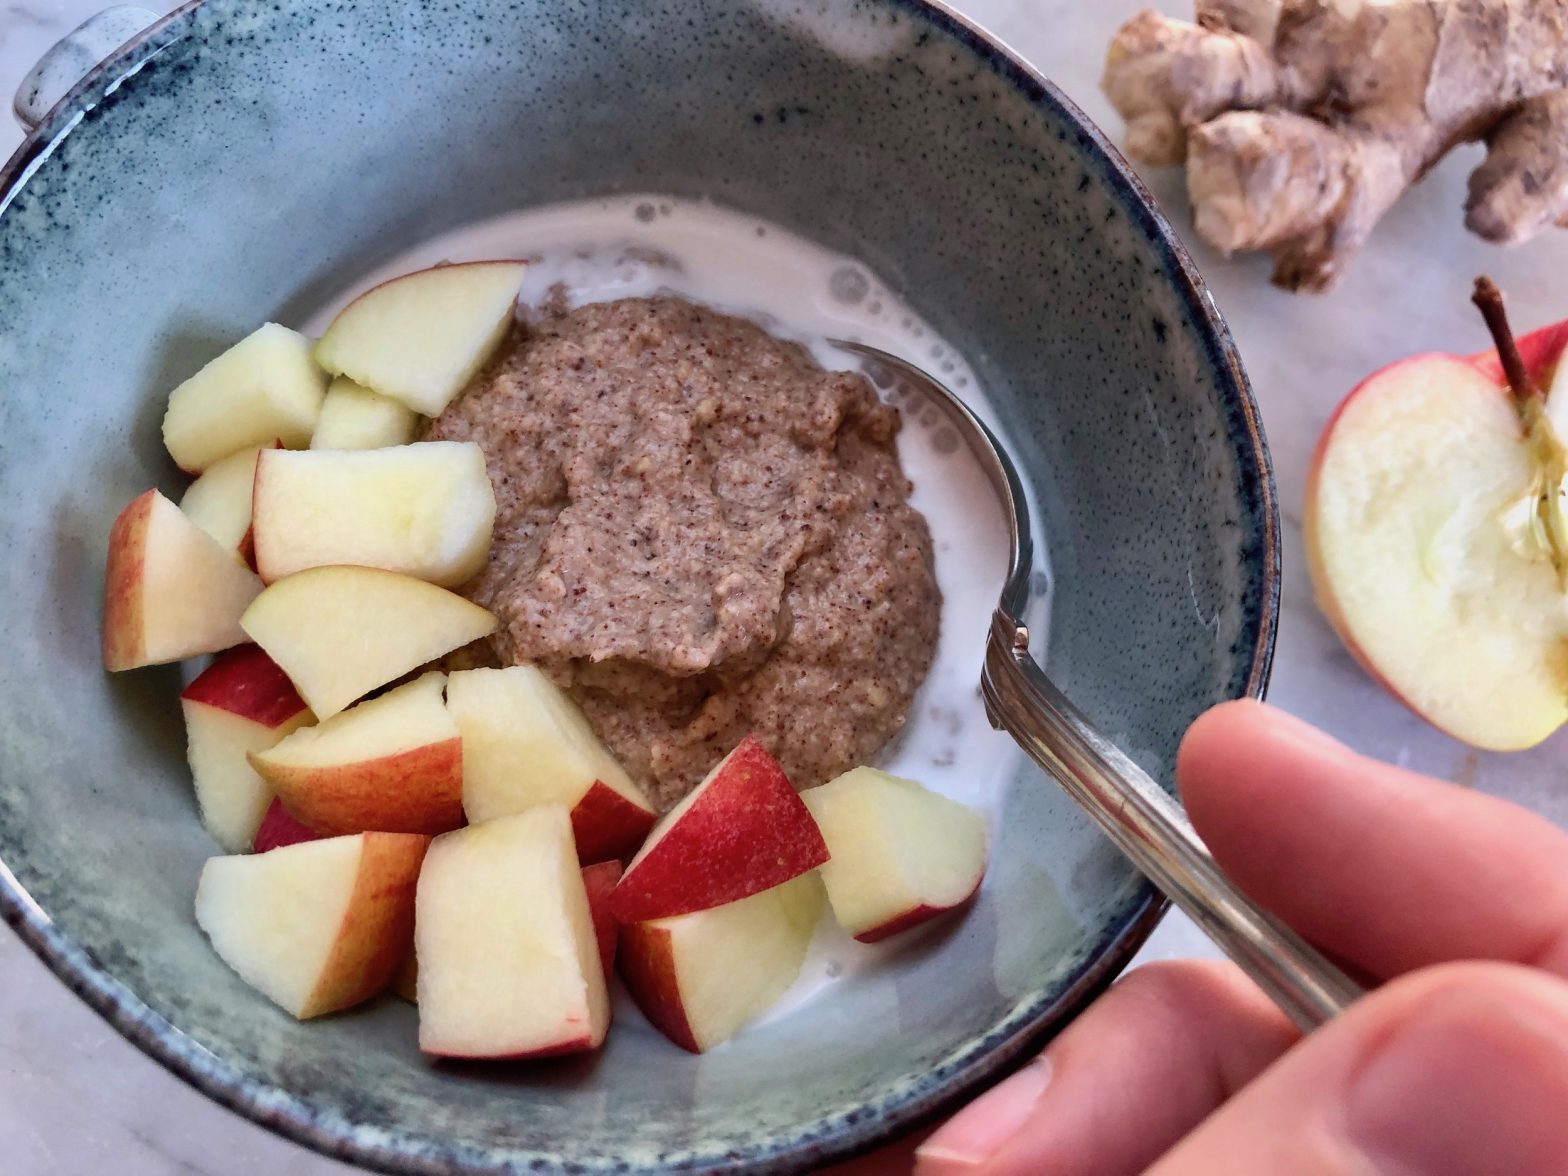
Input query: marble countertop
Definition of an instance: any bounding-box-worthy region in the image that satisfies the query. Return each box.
[4,1,1566,1172]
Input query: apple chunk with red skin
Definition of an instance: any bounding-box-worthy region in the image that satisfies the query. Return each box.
[1305,303,1568,751]
[618,872,824,1054]
[240,566,496,720]
[181,645,313,852]
[249,671,463,836]
[194,832,429,1018]
[610,735,828,924]
[103,490,265,671]
[803,767,987,943]
[445,665,655,864]
[415,804,609,1059]
[314,261,527,417]
[392,860,620,1006]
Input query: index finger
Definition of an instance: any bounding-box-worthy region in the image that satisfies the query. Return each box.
[1177,700,1568,981]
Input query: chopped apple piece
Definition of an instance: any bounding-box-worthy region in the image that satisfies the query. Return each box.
[250,671,463,836]
[314,261,526,416]
[395,859,619,1007]
[445,666,655,863]
[251,442,496,587]
[582,860,623,975]
[416,805,610,1059]
[252,798,325,853]
[310,376,419,450]
[103,490,264,671]
[180,444,271,559]
[181,645,313,852]
[611,735,827,923]
[240,566,496,720]
[162,323,328,472]
[803,767,987,943]
[619,873,824,1053]
[194,832,429,1019]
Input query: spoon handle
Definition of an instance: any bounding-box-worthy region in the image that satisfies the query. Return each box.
[982,616,1364,1031]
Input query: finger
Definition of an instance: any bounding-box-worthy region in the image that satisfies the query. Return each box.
[1149,962,1568,1175]
[1178,700,1568,979]
[914,961,1297,1175]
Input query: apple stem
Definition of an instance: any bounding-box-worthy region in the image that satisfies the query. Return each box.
[1473,276,1542,411]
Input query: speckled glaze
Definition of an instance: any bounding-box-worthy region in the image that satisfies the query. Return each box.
[0,2,1276,1172]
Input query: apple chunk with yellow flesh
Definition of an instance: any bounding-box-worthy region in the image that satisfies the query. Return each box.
[618,872,824,1054]
[180,443,273,561]
[194,832,429,1019]
[162,323,327,472]
[803,767,987,943]
[310,377,419,450]
[103,490,264,671]
[415,805,609,1058]
[240,566,496,720]
[251,442,496,587]
[445,665,655,863]
[314,261,526,416]
[610,735,828,923]
[392,859,620,1006]
[1306,280,1568,750]
[249,671,462,836]
[181,645,313,851]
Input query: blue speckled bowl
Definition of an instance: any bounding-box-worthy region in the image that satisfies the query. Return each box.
[0,2,1276,1172]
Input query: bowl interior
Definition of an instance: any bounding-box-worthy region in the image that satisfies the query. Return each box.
[0,1,1274,1171]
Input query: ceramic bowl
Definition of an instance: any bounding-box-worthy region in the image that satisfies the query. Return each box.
[0,1,1277,1171]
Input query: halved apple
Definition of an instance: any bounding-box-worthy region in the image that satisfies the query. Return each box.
[803,767,987,943]
[445,665,655,863]
[415,804,610,1059]
[610,735,828,923]
[181,645,313,852]
[194,832,429,1018]
[249,671,463,836]
[239,566,496,719]
[251,442,496,587]
[619,872,824,1053]
[103,490,264,671]
[310,376,419,450]
[393,859,619,1007]
[314,261,526,416]
[1306,293,1568,750]
[180,443,272,560]
[252,798,325,853]
[162,323,328,472]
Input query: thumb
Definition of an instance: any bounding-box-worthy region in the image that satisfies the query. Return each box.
[1151,962,1568,1175]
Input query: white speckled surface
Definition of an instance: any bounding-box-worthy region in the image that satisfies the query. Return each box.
[3,1,1565,1172]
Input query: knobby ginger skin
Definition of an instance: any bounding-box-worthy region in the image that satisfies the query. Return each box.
[1103,0,1568,291]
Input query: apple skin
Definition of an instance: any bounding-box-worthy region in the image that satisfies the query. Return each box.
[581,860,623,975]
[252,798,326,853]
[181,642,308,727]
[853,899,977,945]
[610,735,829,924]
[571,780,658,866]
[261,737,464,837]
[1304,320,1568,750]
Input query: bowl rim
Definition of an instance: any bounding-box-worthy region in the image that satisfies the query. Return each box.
[0,1,1279,1172]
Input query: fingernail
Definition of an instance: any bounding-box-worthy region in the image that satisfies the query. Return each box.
[915,1057,1052,1173]
[1347,992,1568,1175]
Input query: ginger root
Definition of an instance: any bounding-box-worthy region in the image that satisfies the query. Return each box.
[1103,1,1568,291]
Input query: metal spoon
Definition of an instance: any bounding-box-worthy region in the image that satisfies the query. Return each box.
[833,340,1363,1031]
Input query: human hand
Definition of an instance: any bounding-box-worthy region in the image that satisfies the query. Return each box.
[913,700,1568,1174]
